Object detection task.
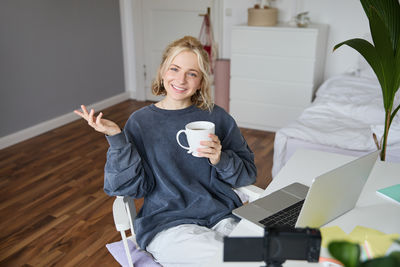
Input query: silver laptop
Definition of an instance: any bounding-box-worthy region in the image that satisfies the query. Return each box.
[233,150,379,228]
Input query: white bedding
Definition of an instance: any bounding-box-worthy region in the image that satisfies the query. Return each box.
[272,73,400,177]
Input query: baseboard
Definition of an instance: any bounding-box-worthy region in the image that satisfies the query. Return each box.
[0,92,131,150]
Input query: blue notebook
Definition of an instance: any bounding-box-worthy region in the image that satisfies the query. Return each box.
[376,184,400,205]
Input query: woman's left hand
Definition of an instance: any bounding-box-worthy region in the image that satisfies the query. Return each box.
[198,134,222,165]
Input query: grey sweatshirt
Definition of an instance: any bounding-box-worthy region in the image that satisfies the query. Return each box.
[104,104,257,249]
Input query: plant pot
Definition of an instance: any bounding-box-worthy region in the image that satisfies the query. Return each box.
[248,8,278,26]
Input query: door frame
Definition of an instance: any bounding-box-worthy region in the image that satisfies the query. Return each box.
[119,0,223,101]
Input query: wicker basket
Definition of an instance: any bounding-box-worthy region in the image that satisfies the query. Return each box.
[248,8,278,26]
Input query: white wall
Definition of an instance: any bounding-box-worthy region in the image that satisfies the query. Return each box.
[221,0,369,80]
[0,0,125,148]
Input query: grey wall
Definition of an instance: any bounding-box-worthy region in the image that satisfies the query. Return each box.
[0,0,125,137]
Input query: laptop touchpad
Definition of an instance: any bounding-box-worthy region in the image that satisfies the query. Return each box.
[254,190,301,214]
[236,203,274,220]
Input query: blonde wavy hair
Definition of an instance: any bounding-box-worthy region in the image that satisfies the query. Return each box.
[151,36,213,111]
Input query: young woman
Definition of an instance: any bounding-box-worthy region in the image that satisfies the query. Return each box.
[74,36,257,266]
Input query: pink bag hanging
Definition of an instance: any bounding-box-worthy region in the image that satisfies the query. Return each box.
[199,9,217,73]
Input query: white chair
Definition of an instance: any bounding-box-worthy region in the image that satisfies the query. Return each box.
[113,196,138,267]
[112,185,264,267]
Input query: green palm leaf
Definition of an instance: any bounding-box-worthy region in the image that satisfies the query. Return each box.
[370,6,397,110]
[361,0,400,52]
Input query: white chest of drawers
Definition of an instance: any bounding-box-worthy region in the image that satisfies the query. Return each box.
[229,24,328,132]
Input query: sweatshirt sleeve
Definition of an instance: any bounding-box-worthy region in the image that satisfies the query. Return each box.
[103,130,154,198]
[212,115,257,187]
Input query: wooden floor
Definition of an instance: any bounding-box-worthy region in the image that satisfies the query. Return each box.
[0,100,274,266]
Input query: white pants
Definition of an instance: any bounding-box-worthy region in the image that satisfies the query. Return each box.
[146,218,239,267]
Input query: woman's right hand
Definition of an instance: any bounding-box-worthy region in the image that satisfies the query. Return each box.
[74,105,121,136]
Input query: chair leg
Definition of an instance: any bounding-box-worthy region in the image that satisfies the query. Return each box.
[120,230,134,267]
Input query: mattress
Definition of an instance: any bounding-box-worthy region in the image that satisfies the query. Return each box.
[272,73,400,177]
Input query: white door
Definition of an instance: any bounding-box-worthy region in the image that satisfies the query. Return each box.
[141,0,216,101]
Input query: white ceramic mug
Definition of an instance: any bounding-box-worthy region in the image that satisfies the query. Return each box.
[176,121,215,157]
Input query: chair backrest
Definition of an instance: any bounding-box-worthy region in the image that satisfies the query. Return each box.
[113,196,137,236]
[112,196,138,267]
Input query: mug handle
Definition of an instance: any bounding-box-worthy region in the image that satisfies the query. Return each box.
[176,130,191,153]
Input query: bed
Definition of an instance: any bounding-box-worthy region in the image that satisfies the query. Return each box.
[272,69,400,177]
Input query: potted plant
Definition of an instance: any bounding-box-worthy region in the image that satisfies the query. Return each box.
[333,0,400,161]
[328,240,400,267]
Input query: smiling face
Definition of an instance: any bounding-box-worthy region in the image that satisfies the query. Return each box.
[152,36,213,110]
[161,51,202,108]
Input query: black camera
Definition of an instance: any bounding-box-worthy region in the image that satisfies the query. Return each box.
[224,227,321,267]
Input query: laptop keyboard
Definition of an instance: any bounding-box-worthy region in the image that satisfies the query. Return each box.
[259,200,305,227]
